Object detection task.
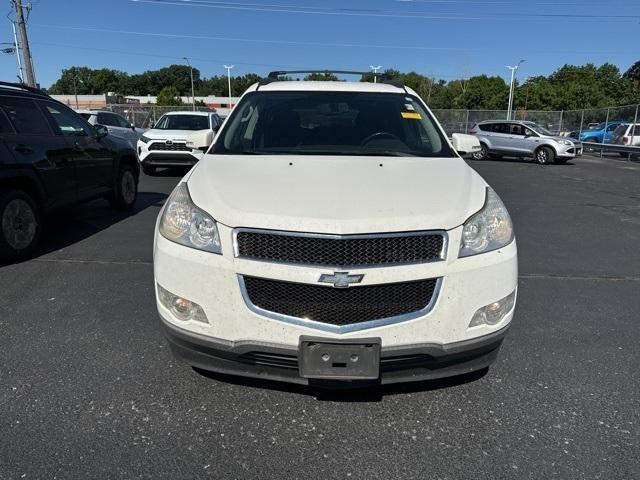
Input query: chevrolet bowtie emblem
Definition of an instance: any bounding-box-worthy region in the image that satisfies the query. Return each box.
[318,272,364,288]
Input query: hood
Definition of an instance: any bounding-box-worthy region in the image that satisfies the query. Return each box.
[144,128,208,142]
[187,155,488,234]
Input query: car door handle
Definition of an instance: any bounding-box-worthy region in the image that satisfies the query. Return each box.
[13,144,33,154]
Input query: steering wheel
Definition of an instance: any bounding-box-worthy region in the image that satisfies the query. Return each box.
[360,132,401,146]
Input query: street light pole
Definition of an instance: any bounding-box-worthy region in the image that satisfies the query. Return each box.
[370,65,382,83]
[224,65,234,110]
[506,59,525,120]
[183,57,195,111]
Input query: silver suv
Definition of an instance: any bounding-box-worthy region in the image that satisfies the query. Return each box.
[469,120,582,164]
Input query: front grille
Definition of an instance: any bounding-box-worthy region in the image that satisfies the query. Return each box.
[236,230,444,267]
[242,276,438,327]
[149,142,190,152]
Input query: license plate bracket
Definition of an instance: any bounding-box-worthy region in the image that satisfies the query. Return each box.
[299,336,381,380]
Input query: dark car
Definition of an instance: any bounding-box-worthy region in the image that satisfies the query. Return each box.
[0,82,139,261]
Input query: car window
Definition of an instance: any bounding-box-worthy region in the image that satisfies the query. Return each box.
[0,109,13,133]
[509,124,525,136]
[78,113,92,121]
[154,114,209,130]
[113,114,132,128]
[606,124,618,131]
[478,123,492,132]
[632,126,640,136]
[96,112,119,127]
[0,97,51,135]
[44,103,92,136]
[214,91,454,158]
[491,123,507,134]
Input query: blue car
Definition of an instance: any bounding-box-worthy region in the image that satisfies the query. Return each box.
[579,121,625,143]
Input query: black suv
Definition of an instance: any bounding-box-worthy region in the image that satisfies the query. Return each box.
[0,82,139,261]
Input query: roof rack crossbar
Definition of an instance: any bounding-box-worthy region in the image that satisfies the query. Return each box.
[0,81,44,94]
[258,70,405,88]
[266,69,392,79]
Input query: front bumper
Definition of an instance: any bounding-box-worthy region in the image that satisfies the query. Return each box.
[154,223,518,386]
[163,316,509,386]
[557,142,583,158]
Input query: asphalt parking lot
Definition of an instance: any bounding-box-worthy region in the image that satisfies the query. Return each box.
[1,154,638,479]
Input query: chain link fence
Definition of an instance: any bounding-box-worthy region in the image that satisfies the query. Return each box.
[101,105,215,129]
[432,104,640,140]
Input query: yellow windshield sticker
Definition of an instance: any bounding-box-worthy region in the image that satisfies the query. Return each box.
[401,112,422,120]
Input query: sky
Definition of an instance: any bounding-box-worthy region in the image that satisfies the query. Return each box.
[1,0,639,88]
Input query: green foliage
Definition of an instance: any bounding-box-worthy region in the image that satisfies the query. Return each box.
[48,67,129,95]
[304,72,339,81]
[156,86,183,106]
[48,62,640,110]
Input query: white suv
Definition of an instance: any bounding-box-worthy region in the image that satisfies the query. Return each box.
[137,111,222,175]
[153,72,518,387]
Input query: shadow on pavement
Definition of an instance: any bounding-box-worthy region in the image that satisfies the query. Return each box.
[193,367,489,402]
[0,191,168,267]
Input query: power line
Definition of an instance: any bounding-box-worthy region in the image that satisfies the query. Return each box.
[129,0,640,21]
[34,24,640,57]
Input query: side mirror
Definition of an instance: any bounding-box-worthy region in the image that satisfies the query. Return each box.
[451,133,480,156]
[130,123,136,130]
[186,130,214,152]
[94,124,108,139]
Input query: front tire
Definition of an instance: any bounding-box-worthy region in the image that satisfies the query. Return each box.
[109,164,138,211]
[471,143,488,160]
[535,146,555,165]
[0,189,42,261]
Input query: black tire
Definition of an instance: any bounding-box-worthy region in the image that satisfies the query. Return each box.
[471,143,488,160]
[142,164,156,176]
[109,164,138,211]
[489,153,503,160]
[0,189,42,261]
[535,146,555,165]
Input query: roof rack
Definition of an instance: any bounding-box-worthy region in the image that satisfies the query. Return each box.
[258,70,405,89]
[0,81,45,95]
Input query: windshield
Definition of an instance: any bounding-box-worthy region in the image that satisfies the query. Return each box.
[154,114,209,131]
[524,122,554,136]
[213,91,454,157]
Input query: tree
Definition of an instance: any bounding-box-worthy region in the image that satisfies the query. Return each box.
[156,86,183,106]
[48,66,128,95]
[304,72,339,81]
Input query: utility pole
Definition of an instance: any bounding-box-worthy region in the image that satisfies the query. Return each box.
[224,65,234,110]
[370,65,382,83]
[183,57,196,111]
[506,59,525,120]
[12,0,36,87]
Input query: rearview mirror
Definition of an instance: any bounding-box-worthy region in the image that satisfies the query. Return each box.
[451,133,480,156]
[94,124,108,139]
[186,130,215,152]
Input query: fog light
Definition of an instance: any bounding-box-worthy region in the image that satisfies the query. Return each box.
[157,284,208,323]
[469,290,516,328]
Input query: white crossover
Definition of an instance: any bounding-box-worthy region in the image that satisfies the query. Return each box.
[137,111,222,175]
[153,72,518,387]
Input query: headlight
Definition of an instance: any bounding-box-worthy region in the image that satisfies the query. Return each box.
[159,183,222,254]
[553,138,572,146]
[140,135,151,143]
[459,187,514,257]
